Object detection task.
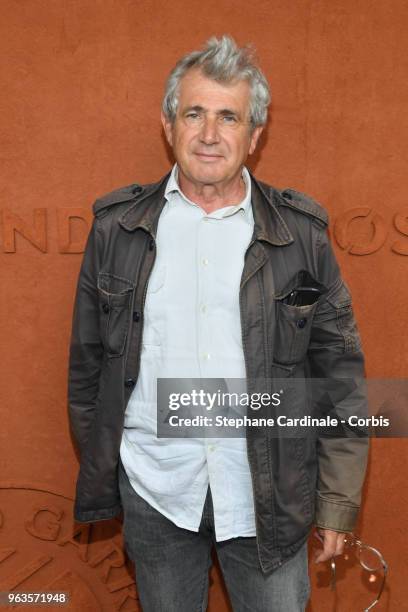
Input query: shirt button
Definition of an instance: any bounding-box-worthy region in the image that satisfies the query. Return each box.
[203,353,211,360]
[133,311,141,322]
[296,318,307,329]
[149,239,155,250]
[102,303,110,313]
[200,304,207,314]
[202,258,209,266]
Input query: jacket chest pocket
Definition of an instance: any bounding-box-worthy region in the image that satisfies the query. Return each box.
[274,300,318,365]
[97,272,135,357]
[273,270,325,365]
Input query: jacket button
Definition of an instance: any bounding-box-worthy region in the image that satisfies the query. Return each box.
[102,303,110,313]
[296,318,307,328]
[149,239,154,250]
[124,378,136,388]
[133,311,140,322]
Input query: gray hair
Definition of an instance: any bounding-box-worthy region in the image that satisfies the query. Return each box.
[162,35,271,128]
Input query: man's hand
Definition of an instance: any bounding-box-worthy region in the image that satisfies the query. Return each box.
[313,528,346,563]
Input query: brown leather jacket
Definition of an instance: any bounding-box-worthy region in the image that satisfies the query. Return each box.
[68,171,368,573]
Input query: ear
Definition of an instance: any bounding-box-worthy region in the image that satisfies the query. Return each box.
[161,112,174,147]
[248,125,264,155]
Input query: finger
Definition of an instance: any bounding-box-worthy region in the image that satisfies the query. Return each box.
[314,532,337,563]
[334,533,346,556]
[315,548,335,563]
[315,532,346,563]
[313,529,324,544]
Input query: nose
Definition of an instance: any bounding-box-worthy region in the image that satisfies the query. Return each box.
[200,116,220,145]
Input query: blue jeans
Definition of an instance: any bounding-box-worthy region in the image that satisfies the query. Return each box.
[118,459,310,612]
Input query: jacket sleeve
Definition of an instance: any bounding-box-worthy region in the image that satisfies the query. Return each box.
[67,216,104,456]
[308,225,369,532]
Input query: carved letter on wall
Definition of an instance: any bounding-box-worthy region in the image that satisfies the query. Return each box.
[25,505,63,541]
[2,209,47,253]
[57,523,91,563]
[392,209,408,255]
[57,208,92,253]
[0,487,138,610]
[333,207,387,255]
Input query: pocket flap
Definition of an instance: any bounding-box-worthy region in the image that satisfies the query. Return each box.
[97,272,135,296]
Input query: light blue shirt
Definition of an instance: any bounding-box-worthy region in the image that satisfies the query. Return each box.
[120,164,257,541]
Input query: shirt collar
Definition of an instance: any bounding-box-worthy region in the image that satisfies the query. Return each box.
[164,163,252,221]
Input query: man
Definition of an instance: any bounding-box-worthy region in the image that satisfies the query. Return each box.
[68,36,368,611]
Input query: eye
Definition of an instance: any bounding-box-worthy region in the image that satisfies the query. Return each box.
[221,115,237,123]
[185,112,201,121]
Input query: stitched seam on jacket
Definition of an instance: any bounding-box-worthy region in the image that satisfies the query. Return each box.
[317,496,358,509]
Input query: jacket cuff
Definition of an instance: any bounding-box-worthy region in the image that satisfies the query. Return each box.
[315,493,359,532]
[74,502,122,524]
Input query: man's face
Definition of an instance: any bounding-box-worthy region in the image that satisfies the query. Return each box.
[161,69,263,189]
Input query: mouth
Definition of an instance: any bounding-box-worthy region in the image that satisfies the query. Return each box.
[194,152,224,162]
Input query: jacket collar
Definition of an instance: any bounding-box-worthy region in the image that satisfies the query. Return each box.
[118,170,294,246]
[248,171,294,246]
[118,172,170,235]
